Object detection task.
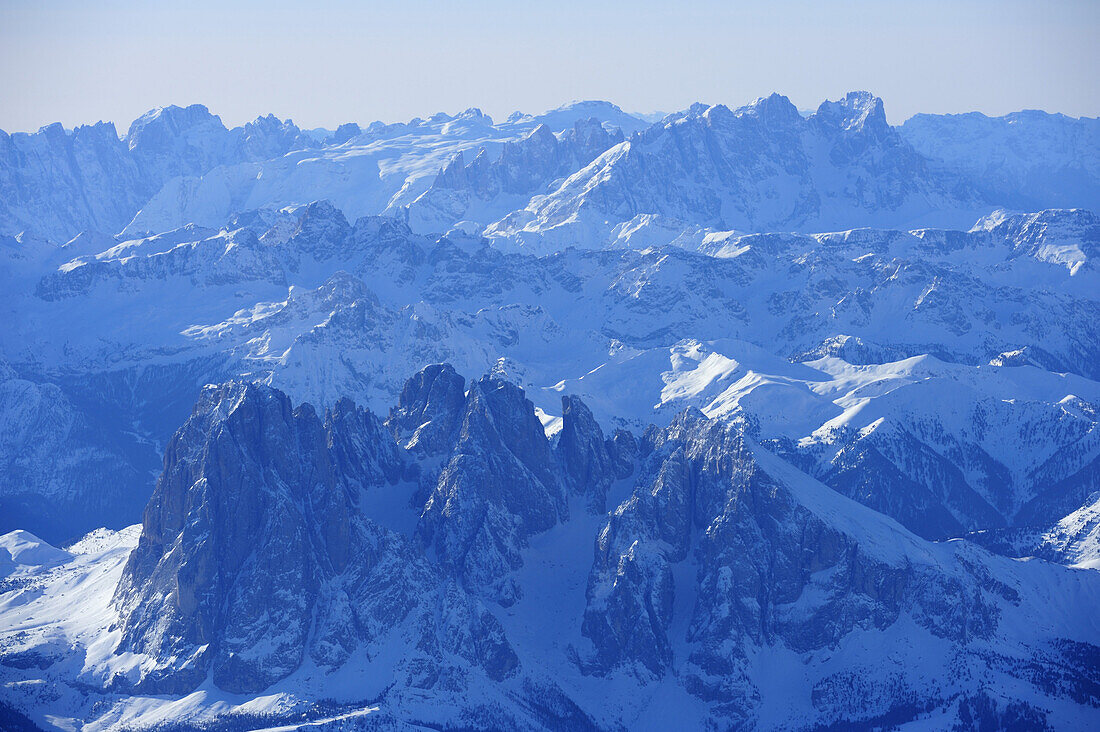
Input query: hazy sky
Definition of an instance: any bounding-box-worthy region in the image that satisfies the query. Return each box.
[1,0,1097,133]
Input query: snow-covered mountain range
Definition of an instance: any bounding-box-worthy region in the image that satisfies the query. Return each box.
[3,93,1097,249]
[1,93,1099,729]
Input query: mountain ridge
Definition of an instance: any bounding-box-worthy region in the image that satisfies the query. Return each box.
[2,90,1099,730]
[4,93,1097,247]
[2,368,1098,729]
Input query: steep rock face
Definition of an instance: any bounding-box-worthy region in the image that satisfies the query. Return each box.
[803,425,1005,539]
[327,396,408,489]
[488,92,986,250]
[607,427,639,480]
[0,362,155,544]
[238,113,316,161]
[556,394,617,512]
[113,380,515,695]
[582,410,1021,718]
[0,106,319,243]
[3,370,1100,730]
[115,382,353,692]
[278,200,354,270]
[125,104,314,184]
[125,105,241,183]
[417,375,567,604]
[0,122,148,242]
[387,362,467,456]
[901,109,1100,213]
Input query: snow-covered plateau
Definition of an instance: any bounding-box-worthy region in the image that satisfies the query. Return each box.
[1,93,1099,730]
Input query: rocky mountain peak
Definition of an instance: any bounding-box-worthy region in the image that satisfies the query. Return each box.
[417,372,566,603]
[582,408,1012,703]
[557,393,615,511]
[326,121,361,145]
[124,103,227,159]
[113,377,515,696]
[814,90,891,137]
[525,122,557,146]
[4,362,1099,728]
[312,269,379,307]
[388,362,467,455]
[433,150,468,189]
[739,92,803,127]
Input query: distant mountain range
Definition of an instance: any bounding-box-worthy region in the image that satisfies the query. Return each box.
[2,94,1097,247]
[1,93,1099,730]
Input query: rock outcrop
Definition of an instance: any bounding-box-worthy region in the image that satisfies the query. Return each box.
[113,380,516,695]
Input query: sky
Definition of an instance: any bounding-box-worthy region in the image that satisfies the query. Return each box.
[1,0,1097,133]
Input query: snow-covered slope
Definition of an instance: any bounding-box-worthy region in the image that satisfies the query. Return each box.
[0,101,646,245]
[1,371,1098,730]
[2,201,1098,546]
[0,105,319,244]
[2,94,1099,730]
[119,107,511,238]
[4,93,1096,250]
[486,92,993,252]
[901,109,1100,213]
[502,99,650,135]
[400,119,624,235]
[1036,492,1100,569]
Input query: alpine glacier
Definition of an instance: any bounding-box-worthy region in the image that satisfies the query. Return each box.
[1,92,1099,730]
